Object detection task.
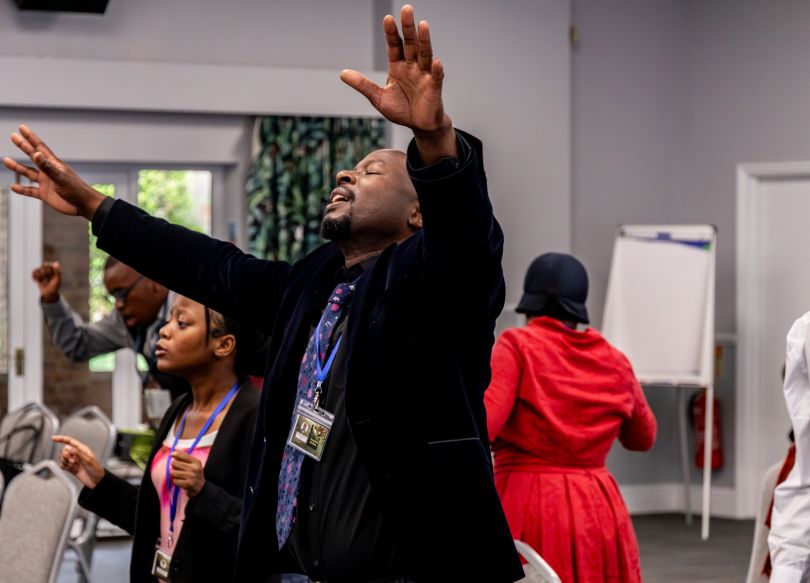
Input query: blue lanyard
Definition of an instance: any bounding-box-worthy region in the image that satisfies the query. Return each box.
[165,382,239,542]
[314,314,343,387]
[311,278,359,408]
[312,293,351,393]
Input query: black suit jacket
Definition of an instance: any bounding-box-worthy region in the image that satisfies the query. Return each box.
[95,131,524,582]
[79,384,260,583]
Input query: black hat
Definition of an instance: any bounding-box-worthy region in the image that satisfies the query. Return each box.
[515,253,590,324]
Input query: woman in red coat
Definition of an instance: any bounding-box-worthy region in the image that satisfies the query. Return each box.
[486,253,657,583]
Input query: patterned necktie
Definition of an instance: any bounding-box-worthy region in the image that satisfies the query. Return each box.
[276,280,356,549]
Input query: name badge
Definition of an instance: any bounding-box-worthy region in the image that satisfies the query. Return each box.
[151,546,172,581]
[286,399,334,461]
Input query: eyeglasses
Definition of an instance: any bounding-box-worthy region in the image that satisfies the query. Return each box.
[110,275,145,305]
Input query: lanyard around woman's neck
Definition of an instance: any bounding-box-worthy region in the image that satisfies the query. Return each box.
[164,382,239,547]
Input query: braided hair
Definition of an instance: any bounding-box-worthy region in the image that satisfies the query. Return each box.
[203,307,269,379]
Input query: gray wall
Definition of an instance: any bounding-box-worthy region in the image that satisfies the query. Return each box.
[685,1,810,496]
[571,0,689,331]
[574,0,810,341]
[0,0,374,70]
[575,0,810,488]
[685,0,810,334]
[572,0,698,486]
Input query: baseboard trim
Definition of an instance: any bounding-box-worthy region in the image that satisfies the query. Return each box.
[620,483,743,519]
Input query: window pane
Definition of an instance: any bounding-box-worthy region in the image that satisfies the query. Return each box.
[137,170,212,235]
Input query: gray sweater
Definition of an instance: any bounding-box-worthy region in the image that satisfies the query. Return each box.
[41,294,170,365]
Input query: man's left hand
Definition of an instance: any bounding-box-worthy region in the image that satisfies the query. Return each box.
[3,125,106,219]
[341,4,457,163]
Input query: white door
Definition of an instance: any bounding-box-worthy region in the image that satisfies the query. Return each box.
[737,164,810,515]
[4,184,43,413]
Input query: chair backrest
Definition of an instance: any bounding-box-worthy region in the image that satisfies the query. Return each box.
[52,406,115,527]
[0,460,78,583]
[515,540,562,583]
[0,402,59,464]
[53,405,116,467]
[745,460,783,583]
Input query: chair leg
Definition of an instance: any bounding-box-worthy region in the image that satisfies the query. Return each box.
[75,548,92,583]
[68,538,94,583]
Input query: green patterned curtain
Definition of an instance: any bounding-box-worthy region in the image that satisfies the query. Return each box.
[246,116,386,262]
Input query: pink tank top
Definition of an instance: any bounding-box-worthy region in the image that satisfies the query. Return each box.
[150,422,216,553]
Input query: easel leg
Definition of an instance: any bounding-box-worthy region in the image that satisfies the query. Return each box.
[678,389,693,525]
[701,385,714,540]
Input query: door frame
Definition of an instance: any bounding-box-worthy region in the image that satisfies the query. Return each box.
[736,161,810,517]
[7,191,42,411]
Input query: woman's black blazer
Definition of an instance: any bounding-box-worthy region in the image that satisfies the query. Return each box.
[79,383,260,582]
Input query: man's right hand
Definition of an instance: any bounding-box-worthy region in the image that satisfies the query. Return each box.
[32,261,62,304]
[3,125,106,220]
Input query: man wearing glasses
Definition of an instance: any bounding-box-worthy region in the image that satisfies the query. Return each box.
[32,256,189,400]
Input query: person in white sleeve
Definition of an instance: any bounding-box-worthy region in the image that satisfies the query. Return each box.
[769,310,810,583]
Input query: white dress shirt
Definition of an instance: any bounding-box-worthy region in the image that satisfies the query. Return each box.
[769,311,810,583]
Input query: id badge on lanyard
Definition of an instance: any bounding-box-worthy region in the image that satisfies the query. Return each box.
[287,398,335,461]
[286,304,345,461]
[151,544,172,581]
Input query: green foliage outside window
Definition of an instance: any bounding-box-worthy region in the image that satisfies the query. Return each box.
[137,170,206,234]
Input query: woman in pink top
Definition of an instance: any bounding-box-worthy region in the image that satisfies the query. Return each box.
[54,295,263,582]
[485,253,657,583]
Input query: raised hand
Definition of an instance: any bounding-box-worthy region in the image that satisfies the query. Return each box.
[341,4,456,163]
[170,451,206,498]
[3,125,106,219]
[32,261,62,303]
[52,435,105,489]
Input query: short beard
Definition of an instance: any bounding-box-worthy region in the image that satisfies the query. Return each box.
[320,213,352,241]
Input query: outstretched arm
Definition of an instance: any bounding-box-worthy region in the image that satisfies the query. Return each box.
[4,127,290,329]
[343,6,502,280]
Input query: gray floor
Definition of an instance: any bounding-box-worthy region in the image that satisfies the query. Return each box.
[56,514,756,582]
[636,514,755,583]
[56,537,132,582]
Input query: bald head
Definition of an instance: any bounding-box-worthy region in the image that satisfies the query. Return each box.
[321,149,421,246]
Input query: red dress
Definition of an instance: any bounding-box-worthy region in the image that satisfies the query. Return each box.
[485,317,657,583]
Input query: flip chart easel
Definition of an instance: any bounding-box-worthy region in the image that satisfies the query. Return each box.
[602,224,716,540]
